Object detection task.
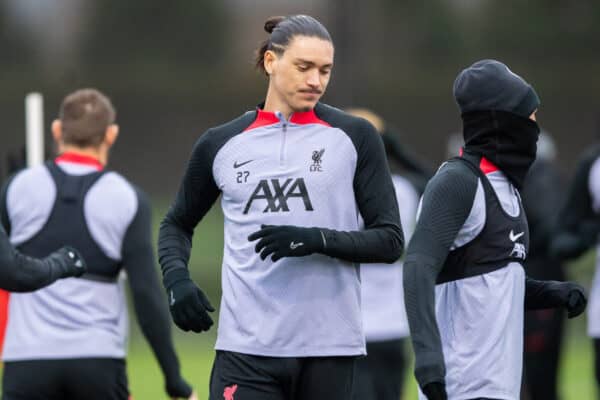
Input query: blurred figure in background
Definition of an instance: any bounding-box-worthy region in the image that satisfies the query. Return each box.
[347,108,430,400]
[521,132,566,400]
[551,134,600,399]
[0,89,195,400]
[445,132,463,159]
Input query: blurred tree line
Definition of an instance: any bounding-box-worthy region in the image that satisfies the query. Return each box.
[1,0,599,195]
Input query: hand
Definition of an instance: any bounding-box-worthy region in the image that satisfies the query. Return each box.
[48,246,87,278]
[166,376,193,399]
[422,382,447,400]
[168,279,215,333]
[563,282,587,318]
[248,224,325,262]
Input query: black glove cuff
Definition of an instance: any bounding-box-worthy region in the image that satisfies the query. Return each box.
[422,381,447,400]
[163,267,192,290]
[165,377,193,398]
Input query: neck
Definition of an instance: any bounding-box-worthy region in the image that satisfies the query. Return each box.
[263,87,295,120]
[59,145,107,166]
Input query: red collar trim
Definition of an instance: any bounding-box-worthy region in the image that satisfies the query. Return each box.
[289,109,330,126]
[459,148,499,174]
[55,152,104,171]
[479,157,499,174]
[244,108,330,132]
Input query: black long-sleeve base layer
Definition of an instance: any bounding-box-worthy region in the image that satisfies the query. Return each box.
[404,159,576,389]
[122,188,187,388]
[159,103,404,287]
[550,145,600,260]
[0,225,79,292]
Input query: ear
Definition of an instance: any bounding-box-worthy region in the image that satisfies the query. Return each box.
[104,124,119,148]
[263,50,278,76]
[51,120,62,144]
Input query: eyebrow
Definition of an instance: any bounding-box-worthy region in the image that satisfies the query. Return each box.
[295,59,334,69]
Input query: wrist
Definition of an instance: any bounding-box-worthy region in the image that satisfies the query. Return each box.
[52,246,86,277]
[163,267,192,290]
[309,227,326,252]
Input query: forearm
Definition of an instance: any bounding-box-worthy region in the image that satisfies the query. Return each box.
[403,159,478,388]
[0,252,52,292]
[0,235,77,292]
[404,252,446,385]
[158,213,194,280]
[158,133,222,283]
[320,224,403,263]
[132,287,182,381]
[125,191,183,382]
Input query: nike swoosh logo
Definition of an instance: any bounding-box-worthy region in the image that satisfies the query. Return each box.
[234,160,253,168]
[290,241,304,250]
[509,230,525,242]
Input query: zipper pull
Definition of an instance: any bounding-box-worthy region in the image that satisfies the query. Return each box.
[275,111,289,132]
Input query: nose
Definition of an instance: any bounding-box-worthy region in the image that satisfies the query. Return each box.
[306,70,320,88]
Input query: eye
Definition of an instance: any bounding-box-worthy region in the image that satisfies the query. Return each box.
[320,68,331,76]
[297,64,309,72]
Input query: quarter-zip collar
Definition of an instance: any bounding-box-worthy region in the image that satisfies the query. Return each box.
[244,104,330,132]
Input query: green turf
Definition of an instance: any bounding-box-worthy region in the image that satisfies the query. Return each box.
[125,326,597,399]
[1,204,597,398]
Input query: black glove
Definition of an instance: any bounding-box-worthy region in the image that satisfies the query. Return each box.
[46,246,87,278]
[248,224,325,262]
[165,376,193,398]
[422,382,447,400]
[167,274,215,333]
[564,283,587,318]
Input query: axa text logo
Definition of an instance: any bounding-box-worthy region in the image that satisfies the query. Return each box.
[243,178,314,214]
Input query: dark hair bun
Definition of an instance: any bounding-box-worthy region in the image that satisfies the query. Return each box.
[264,16,285,34]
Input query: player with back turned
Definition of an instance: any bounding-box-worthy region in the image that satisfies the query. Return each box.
[0,89,194,400]
[158,14,404,400]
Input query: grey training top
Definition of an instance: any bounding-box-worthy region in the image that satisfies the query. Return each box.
[159,103,404,357]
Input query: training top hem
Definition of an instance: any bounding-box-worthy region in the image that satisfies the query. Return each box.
[214,342,366,358]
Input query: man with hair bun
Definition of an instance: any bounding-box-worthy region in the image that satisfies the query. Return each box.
[159,14,404,400]
[404,60,586,400]
[1,88,195,400]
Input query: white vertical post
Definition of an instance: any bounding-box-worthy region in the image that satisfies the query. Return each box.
[25,92,45,168]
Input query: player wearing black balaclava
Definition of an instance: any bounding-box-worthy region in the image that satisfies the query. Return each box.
[404,60,586,400]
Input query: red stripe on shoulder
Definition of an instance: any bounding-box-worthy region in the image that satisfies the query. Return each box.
[480,157,499,174]
[0,290,10,356]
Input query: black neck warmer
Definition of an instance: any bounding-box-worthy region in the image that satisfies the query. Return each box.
[462,110,540,189]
